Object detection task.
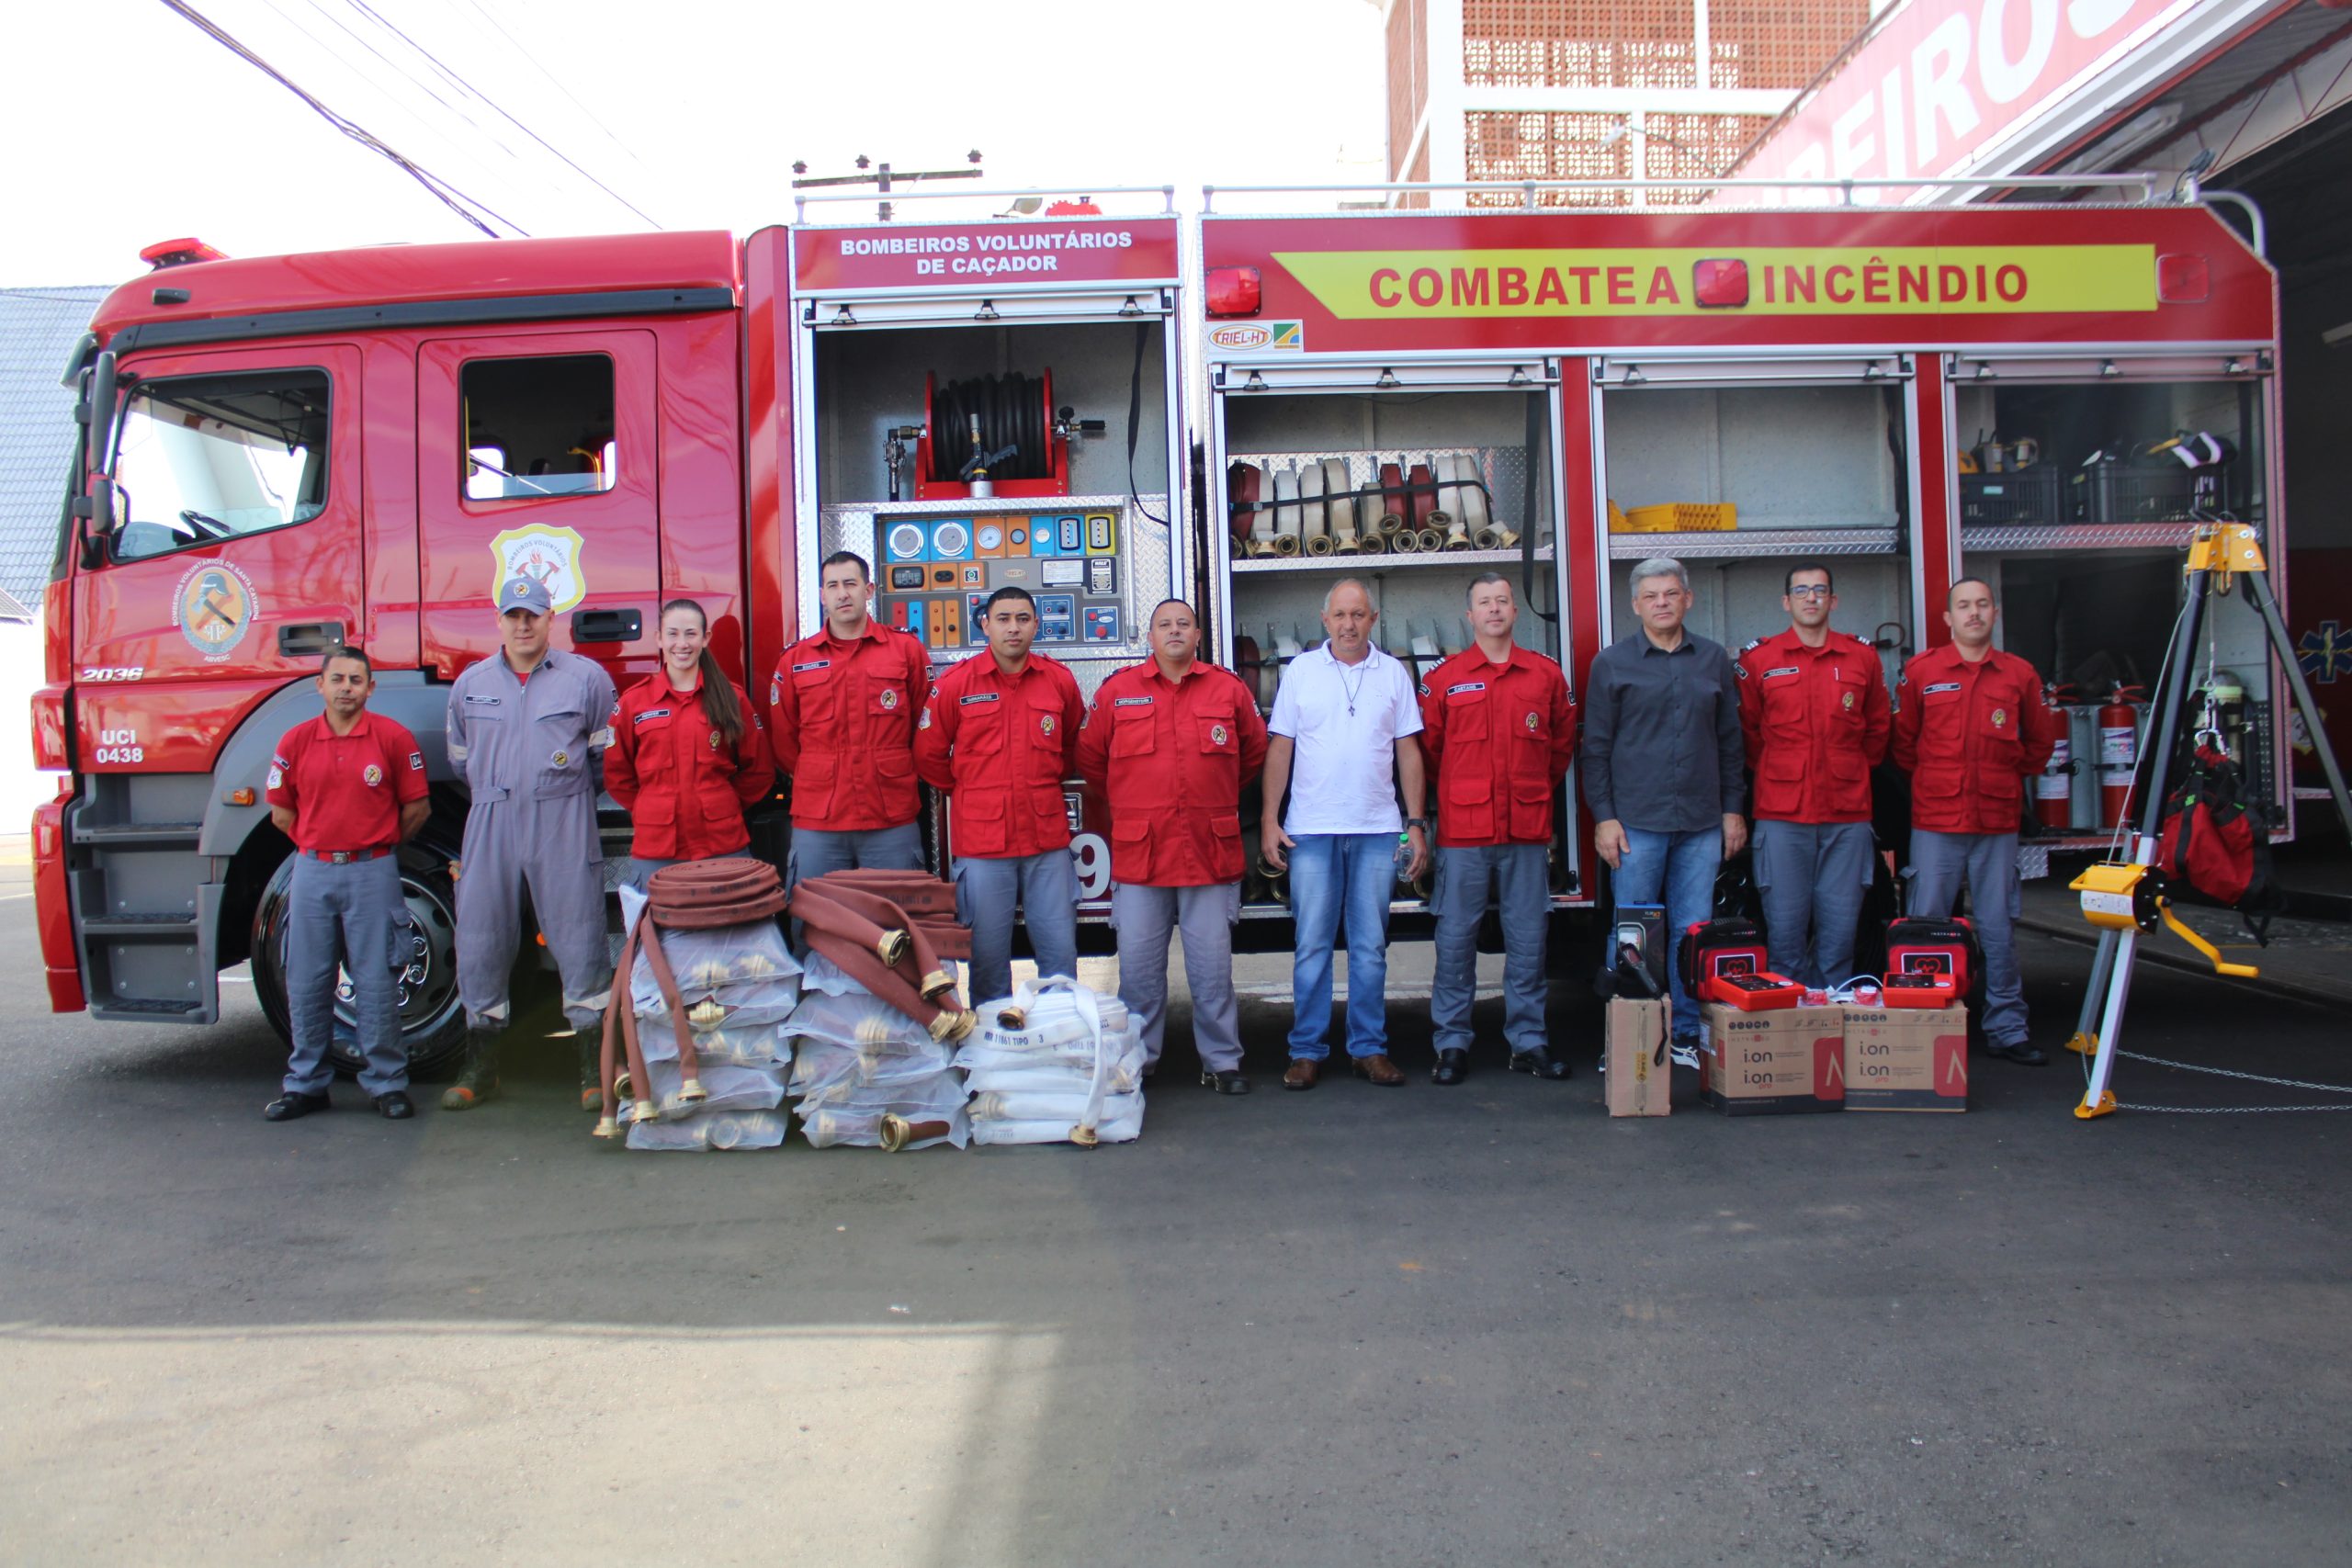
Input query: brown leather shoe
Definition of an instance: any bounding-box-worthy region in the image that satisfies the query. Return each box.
[1351,1053,1406,1087]
[1282,1057,1321,1091]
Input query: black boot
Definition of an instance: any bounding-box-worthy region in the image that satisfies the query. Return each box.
[577,1030,604,1111]
[440,1027,503,1111]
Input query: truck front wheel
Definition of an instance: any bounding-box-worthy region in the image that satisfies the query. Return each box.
[249,835,469,1079]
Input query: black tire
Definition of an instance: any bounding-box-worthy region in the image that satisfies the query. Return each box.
[251,832,469,1080]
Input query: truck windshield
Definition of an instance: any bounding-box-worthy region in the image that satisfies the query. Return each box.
[108,370,330,563]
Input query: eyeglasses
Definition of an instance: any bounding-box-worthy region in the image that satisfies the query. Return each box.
[1788,585,1834,601]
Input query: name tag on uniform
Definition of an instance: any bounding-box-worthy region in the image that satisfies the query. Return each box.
[793,659,831,673]
[1924,682,1962,695]
[960,692,1001,706]
[634,708,672,724]
[463,694,501,705]
[1444,682,1487,696]
[1763,667,1800,679]
[1114,697,1153,707]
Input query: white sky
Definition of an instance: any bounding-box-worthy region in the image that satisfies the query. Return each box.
[2,0,1389,287]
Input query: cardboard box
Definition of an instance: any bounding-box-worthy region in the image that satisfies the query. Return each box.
[1699,1003,1845,1115]
[1605,998,1672,1117]
[1841,1005,1969,1111]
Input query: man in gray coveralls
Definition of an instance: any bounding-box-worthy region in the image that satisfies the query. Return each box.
[440,576,618,1110]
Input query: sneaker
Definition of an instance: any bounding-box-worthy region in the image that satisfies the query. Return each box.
[1669,1040,1702,1071]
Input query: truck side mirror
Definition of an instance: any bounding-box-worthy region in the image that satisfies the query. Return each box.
[86,350,118,475]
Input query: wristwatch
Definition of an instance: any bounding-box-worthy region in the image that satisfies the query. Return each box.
[1406,818,1429,831]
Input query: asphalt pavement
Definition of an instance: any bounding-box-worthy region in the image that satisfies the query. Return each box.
[2,875,2349,1567]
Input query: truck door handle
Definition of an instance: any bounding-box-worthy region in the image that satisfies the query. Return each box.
[571,607,641,644]
[277,621,345,659]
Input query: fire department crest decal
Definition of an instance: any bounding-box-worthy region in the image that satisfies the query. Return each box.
[488,524,589,615]
[881,688,900,711]
[552,750,571,767]
[1040,714,1056,738]
[1992,708,2007,728]
[1524,712,1539,731]
[173,558,259,660]
[363,763,383,787]
[1211,723,1228,746]
[708,731,720,749]
[1842,691,1856,711]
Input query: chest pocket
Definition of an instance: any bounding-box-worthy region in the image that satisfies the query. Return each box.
[1112,705,1159,759]
[956,696,1008,757]
[867,683,908,731]
[792,665,838,725]
[1026,696,1066,767]
[534,706,590,795]
[1827,665,1873,727]
[1443,684,1490,742]
[1196,709,1238,757]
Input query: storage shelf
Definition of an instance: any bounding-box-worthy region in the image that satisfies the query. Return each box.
[1962,522,2201,553]
[1234,547,1554,575]
[1607,528,1900,559]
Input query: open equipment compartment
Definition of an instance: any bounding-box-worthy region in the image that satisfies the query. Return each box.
[787,206,1190,908]
[1949,353,2283,851]
[1204,352,1579,917]
[1593,358,1917,707]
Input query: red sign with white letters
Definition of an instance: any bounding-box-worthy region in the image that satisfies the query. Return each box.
[795,219,1182,291]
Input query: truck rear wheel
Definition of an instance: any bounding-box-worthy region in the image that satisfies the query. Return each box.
[250,836,469,1079]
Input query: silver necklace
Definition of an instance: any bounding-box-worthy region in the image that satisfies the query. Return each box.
[1336,650,1372,716]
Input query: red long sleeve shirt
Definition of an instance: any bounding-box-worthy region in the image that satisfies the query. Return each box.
[1075,659,1268,885]
[914,652,1085,859]
[605,674,775,861]
[1892,644,2064,834]
[1736,627,1891,824]
[766,620,931,833]
[1418,645,1577,848]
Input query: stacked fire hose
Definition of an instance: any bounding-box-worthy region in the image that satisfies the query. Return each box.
[954,976,1148,1146]
[1227,455,1517,559]
[782,870,978,1151]
[597,860,801,1151]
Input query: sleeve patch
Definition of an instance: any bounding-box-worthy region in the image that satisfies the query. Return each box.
[409,751,424,771]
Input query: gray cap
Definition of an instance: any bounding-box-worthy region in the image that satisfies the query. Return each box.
[496,576,552,615]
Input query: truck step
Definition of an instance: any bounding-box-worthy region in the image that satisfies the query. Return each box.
[89,998,206,1018]
[81,913,203,938]
[72,821,203,847]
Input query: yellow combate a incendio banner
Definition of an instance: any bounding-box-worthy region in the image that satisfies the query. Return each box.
[1272,247,2156,318]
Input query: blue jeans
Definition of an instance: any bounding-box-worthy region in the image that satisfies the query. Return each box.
[1286,832,1398,1060]
[1613,826,1722,1041]
[1430,842,1549,1056]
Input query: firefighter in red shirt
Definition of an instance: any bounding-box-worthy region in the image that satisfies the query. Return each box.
[915,586,1086,1007]
[1736,561,1892,987]
[768,550,932,885]
[1894,577,2065,1064]
[1419,574,1578,1084]
[1076,599,1269,1094]
[605,598,775,894]
[262,647,431,1122]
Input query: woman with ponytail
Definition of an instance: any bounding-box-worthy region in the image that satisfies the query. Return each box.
[605,599,776,894]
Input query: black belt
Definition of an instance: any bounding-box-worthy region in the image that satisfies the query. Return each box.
[301,847,392,863]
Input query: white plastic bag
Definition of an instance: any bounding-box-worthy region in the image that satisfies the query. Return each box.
[624,1108,789,1152]
[960,977,1144,1146]
[797,1071,968,1115]
[618,1060,787,1122]
[622,887,802,1021]
[971,1101,1144,1145]
[799,1104,970,1150]
[684,1018,792,1067]
[967,1088,1143,1124]
[788,1039,956,1099]
[781,991,935,1055]
[800,947,960,1002]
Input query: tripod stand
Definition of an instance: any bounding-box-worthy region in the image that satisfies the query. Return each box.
[2068,523,2352,1117]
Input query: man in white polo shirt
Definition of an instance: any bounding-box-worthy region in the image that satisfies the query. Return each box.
[1260,578,1429,1089]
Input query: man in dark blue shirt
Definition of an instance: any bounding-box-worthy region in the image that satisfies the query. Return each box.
[1581,557,1746,1060]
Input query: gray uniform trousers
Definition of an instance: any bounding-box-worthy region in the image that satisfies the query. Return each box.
[1430,842,1550,1057]
[1752,818,1875,988]
[954,850,1079,1009]
[1111,881,1243,1073]
[457,792,613,1032]
[1907,829,2027,1046]
[786,822,924,886]
[284,852,407,1097]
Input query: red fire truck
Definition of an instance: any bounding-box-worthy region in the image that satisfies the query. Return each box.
[36,189,2285,1070]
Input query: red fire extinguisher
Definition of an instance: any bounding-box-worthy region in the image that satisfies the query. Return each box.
[2098,683,2145,829]
[2036,682,2075,829]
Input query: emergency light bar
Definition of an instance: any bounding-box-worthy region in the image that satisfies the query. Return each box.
[140,238,227,268]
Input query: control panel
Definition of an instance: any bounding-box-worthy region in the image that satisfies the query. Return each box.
[876,509,1127,652]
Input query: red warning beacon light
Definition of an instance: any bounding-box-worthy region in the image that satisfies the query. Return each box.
[140,237,229,269]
